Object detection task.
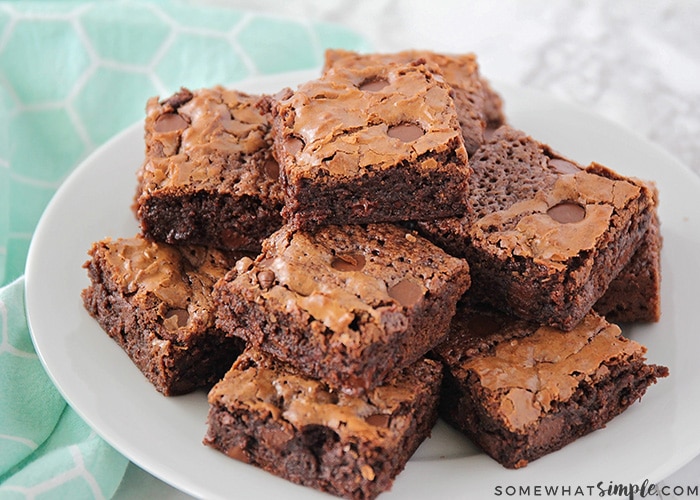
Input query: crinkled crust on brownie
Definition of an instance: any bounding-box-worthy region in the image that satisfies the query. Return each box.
[323,48,506,155]
[272,61,471,230]
[204,347,442,500]
[432,306,668,469]
[213,223,470,394]
[82,235,246,396]
[417,125,657,330]
[135,86,284,252]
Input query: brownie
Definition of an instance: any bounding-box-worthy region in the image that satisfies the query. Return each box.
[81,235,247,396]
[213,223,470,394]
[479,76,506,131]
[432,305,668,469]
[417,125,657,330]
[134,86,284,252]
[272,61,471,230]
[595,210,662,323]
[204,347,442,500]
[323,48,506,155]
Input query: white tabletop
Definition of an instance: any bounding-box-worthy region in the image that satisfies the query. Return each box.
[116,1,700,497]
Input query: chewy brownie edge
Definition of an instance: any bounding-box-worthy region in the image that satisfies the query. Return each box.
[137,189,283,253]
[594,208,662,323]
[279,136,470,231]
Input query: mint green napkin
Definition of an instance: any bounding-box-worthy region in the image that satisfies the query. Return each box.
[0,1,368,497]
[1,277,127,499]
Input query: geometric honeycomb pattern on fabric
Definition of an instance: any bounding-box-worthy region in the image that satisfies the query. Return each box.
[0,1,368,286]
[0,277,129,498]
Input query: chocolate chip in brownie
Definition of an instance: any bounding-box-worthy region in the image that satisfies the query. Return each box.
[330,252,366,271]
[225,444,250,463]
[359,77,390,92]
[548,157,581,175]
[154,112,188,133]
[160,87,194,109]
[365,413,390,428]
[163,308,189,329]
[263,158,280,180]
[257,269,275,289]
[387,122,424,142]
[284,136,304,155]
[388,278,423,307]
[547,201,586,223]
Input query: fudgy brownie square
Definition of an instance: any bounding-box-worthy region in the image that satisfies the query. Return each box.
[204,347,442,500]
[323,49,506,155]
[432,304,668,469]
[417,125,657,330]
[213,223,470,394]
[134,86,284,252]
[272,61,471,230]
[82,235,247,396]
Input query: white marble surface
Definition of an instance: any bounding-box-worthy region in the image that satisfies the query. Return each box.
[116,0,700,497]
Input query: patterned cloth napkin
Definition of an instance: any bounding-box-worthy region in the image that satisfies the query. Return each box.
[0,1,367,497]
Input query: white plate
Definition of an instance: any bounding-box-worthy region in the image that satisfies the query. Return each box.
[26,71,700,499]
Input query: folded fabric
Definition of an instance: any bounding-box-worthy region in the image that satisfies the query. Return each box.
[0,1,368,497]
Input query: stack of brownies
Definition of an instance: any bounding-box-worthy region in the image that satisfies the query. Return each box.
[81,49,668,500]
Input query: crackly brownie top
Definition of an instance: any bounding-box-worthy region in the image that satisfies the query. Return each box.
[323,49,482,96]
[274,61,469,181]
[323,49,506,151]
[208,347,441,442]
[87,235,244,339]
[138,86,281,199]
[435,308,648,433]
[423,126,653,269]
[225,223,470,335]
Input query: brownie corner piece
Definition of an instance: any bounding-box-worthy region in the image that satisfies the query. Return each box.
[419,125,657,330]
[213,223,470,394]
[203,347,442,500]
[271,61,470,230]
[81,234,246,396]
[135,86,284,252]
[433,305,668,469]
